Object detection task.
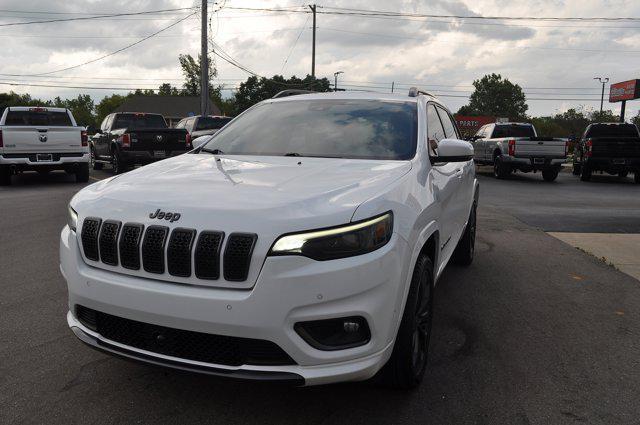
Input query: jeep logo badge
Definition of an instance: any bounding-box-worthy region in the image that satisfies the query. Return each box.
[149,209,181,223]
[156,135,163,142]
[39,134,47,143]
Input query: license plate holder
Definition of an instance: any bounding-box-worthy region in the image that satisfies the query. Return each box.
[153,150,166,158]
[613,159,625,165]
[533,157,545,164]
[36,153,53,162]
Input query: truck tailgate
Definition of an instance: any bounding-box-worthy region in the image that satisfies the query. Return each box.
[1,126,83,153]
[515,138,565,157]
[129,129,189,152]
[591,137,640,158]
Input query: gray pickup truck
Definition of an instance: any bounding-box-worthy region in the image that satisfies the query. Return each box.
[471,122,567,181]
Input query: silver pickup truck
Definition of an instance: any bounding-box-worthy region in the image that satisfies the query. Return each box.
[0,106,89,185]
[471,122,567,181]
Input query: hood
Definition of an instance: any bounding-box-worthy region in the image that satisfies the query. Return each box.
[74,153,411,235]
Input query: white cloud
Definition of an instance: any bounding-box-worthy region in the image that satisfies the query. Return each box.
[0,0,638,118]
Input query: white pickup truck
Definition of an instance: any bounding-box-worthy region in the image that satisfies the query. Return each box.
[0,106,89,185]
[471,122,567,181]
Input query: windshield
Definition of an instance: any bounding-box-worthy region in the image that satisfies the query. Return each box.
[492,124,535,138]
[586,124,639,138]
[5,110,72,126]
[201,99,417,160]
[113,114,167,130]
[196,117,233,131]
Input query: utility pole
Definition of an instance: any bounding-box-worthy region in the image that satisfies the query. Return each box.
[594,76,609,114]
[333,71,343,92]
[391,81,395,93]
[309,4,316,77]
[200,0,209,116]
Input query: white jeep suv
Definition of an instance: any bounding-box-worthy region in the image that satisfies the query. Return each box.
[60,89,478,388]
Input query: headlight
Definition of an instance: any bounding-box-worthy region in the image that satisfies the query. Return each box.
[269,212,393,261]
[68,205,78,232]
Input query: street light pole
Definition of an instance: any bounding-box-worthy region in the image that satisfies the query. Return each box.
[309,4,316,78]
[334,71,343,92]
[200,0,209,116]
[594,77,609,114]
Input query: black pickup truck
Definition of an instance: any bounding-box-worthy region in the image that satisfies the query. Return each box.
[90,112,191,174]
[573,123,640,183]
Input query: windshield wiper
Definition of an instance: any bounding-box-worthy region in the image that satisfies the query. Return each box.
[202,148,224,155]
[284,152,301,157]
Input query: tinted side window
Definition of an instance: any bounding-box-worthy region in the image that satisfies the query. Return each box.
[427,104,446,142]
[436,106,458,139]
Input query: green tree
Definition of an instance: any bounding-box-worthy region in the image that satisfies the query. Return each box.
[631,111,640,128]
[52,94,96,128]
[95,93,129,125]
[233,74,331,114]
[0,91,45,116]
[462,73,528,119]
[589,109,619,123]
[158,83,180,96]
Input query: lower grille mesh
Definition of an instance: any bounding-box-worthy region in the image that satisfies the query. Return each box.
[75,305,295,366]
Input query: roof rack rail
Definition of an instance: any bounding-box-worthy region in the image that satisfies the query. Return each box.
[408,87,435,98]
[272,89,315,99]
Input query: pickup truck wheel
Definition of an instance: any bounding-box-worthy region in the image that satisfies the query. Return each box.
[572,163,581,175]
[453,203,476,266]
[75,163,90,183]
[580,165,592,182]
[542,168,559,182]
[111,151,123,174]
[378,255,434,390]
[91,147,103,170]
[0,165,11,186]
[493,156,510,179]
[618,171,628,178]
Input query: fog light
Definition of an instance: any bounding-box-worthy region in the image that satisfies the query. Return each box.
[294,316,370,351]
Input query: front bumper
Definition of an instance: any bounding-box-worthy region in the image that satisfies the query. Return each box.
[60,225,408,385]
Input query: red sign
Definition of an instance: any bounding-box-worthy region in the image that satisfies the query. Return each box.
[609,79,640,102]
[454,115,495,136]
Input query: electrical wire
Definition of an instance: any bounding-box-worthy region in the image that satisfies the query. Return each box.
[281,14,310,73]
[0,12,197,77]
[0,7,196,27]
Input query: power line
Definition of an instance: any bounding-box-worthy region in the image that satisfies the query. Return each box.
[0,81,239,91]
[0,7,196,27]
[0,12,197,77]
[281,14,310,73]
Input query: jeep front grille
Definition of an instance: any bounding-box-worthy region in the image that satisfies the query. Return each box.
[79,218,256,282]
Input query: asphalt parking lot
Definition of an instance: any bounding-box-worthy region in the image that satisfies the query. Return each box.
[2,168,640,424]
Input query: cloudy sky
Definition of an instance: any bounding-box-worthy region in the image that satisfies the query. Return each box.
[1,0,639,118]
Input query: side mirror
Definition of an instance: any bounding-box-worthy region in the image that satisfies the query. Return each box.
[432,139,474,163]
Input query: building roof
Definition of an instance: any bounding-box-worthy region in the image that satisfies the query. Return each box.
[114,95,221,117]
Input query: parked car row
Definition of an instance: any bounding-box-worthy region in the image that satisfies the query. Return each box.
[470,121,640,183]
[0,108,235,183]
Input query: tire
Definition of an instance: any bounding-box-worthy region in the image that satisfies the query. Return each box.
[542,168,559,182]
[572,162,581,175]
[618,171,628,178]
[580,164,592,182]
[0,165,11,186]
[378,255,434,390]
[111,149,123,174]
[91,146,103,170]
[635,172,640,184]
[493,156,510,179]
[76,163,90,183]
[453,202,476,266]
